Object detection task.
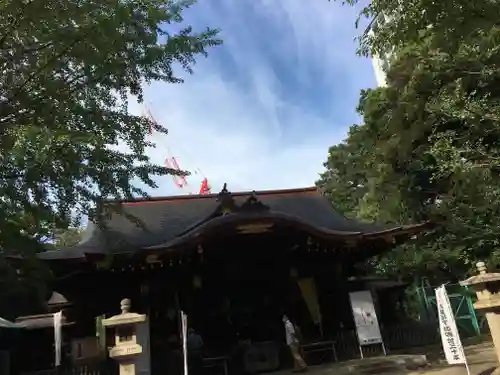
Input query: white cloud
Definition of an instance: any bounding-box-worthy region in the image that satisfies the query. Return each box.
[128,0,376,196]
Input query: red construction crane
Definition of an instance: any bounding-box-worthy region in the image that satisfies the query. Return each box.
[144,107,211,195]
[199,177,211,194]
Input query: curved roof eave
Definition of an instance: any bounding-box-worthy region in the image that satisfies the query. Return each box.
[141,212,433,251]
[362,222,435,239]
[37,222,99,261]
[37,247,87,260]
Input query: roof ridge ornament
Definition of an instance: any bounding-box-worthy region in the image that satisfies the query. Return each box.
[215,186,270,215]
[218,183,230,198]
[239,191,270,213]
[216,183,237,215]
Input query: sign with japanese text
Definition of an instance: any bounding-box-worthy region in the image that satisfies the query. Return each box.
[349,290,383,346]
[435,285,467,365]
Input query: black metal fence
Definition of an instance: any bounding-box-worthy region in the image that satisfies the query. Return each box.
[21,323,442,375]
[333,322,440,360]
[21,362,117,375]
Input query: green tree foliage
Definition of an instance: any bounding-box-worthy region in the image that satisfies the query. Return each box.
[0,255,49,319]
[0,0,220,317]
[49,227,83,249]
[320,0,500,281]
[0,0,220,251]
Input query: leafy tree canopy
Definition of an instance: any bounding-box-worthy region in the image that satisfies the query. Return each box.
[0,0,221,253]
[320,0,500,281]
[48,227,84,249]
[0,0,220,317]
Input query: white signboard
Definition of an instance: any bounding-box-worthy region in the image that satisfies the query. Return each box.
[435,285,469,371]
[349,291,383,346]
[53,311,62,367]
[181,311,188,375]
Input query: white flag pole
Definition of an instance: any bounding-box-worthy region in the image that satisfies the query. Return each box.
[464,356,471,375]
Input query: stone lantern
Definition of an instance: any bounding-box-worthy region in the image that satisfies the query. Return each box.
[461,261,500,368]
[102,299,151,375]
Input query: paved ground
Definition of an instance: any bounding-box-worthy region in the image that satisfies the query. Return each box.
[274,342,498,375]
[408,342,498,375]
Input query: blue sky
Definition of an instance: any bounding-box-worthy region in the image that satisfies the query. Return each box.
[130,0,377,196]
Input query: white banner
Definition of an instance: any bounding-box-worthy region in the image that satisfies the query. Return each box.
[181,311,188,375]
[53,311,63,367]
[349,291,383,346]
[435,285,468,367]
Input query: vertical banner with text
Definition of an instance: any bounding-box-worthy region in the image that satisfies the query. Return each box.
[435,285,470,374]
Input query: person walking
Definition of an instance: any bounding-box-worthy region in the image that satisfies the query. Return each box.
[282,314,307,372]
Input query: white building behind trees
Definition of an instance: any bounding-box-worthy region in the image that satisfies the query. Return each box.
[369,14,393,88]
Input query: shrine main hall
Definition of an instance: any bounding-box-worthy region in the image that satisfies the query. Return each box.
[20,185,432,374]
